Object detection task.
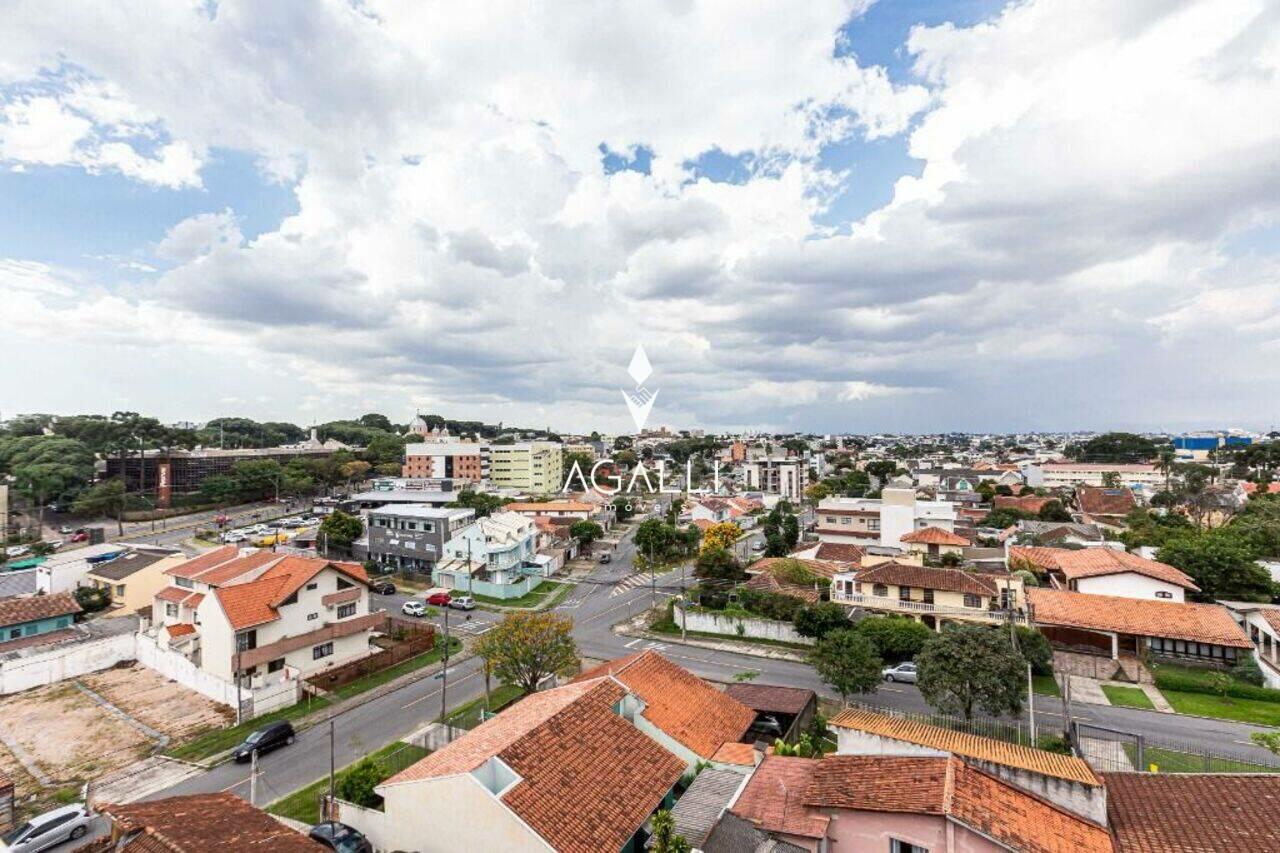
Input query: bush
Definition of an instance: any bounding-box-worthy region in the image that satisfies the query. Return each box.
[1232,656,1265,687]
[73,585,111,613]
[336,757,387,808]
[793,602,851,639]
[853,616,933,663]
[738,589,805,622]
[1015,626,1053,676]
[1036,734,1072,754]
[1153,664,1280,704]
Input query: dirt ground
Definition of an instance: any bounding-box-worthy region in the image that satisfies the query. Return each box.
[0,664,233,787]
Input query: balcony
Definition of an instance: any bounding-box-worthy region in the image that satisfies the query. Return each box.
[831,589,1025,624]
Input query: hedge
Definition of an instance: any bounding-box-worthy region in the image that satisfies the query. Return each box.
[1153,665,1280,704]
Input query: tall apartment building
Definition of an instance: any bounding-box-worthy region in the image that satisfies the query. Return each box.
[487,442,564,493]
[403,439,488,482]
[743,457,807,501]
[816,488,958,549]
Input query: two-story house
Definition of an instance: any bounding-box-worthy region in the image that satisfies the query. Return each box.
[831,562,1025,631]
[433,511,543,600]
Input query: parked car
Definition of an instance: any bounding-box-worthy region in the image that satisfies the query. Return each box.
[426,592,452,607]
[369,580,397,595]
[3,546,29,558]
[0,804,93,852]
[308,822,373,853]
[58,525,73,535]
[449,595,475,611]
[747,714,784,739]
[597,552,611,563]
[402,600,427,617]
[232,720,296,762]
[882,662,918,684]
[69,532,88,543]
[751,540,766,552]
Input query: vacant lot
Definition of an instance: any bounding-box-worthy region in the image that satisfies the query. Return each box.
[0,665,233,786]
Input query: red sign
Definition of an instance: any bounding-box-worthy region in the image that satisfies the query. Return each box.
[157,462,172,508]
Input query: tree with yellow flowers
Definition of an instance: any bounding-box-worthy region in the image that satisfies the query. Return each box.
[700,521,741,554]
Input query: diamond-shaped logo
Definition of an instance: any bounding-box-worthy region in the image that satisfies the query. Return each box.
[627,345,652,386]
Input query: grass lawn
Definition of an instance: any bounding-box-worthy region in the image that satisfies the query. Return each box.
[1161,690,1280,727]
[167,694,331,762]
[1123,743,1280,774]
[1031,675,1061,697]
[267,741,430,824]
[333,637,462,700]
[1102,685,1155,710]
[470,580,569,609]
[444,683,526,729]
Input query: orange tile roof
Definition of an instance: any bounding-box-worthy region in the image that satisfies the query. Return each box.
[995,494,1054,514]
[155,586,194,604]
[192,550,282,587]
[183,593,204,609]
[730,755,830,839]
[1027,588,1249,647]
[805,542,866,564]
[165,623,196,638]
[743,571,822,603]
[691,518,715,531]
[829,708,1100,786]
[856,562,997,597]
[504,501,595,513]
[99,791,324,851]
[164,545,239,579]
[1105,772,1280,852]
[574,650,755,758]
[710,742,757,766]
[803,755,948,814]
[1041,548,1198,591]
[383,679,684,853]
[900,526,971,546]
[215,576,291,630]
[1009,546,1066,572]
[0,592,82,627]
[1077,485,1137,517]
[948,759,1112,853]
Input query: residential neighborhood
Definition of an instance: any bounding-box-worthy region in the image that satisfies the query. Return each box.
[2,0,1279,849]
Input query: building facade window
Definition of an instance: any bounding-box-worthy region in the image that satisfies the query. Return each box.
[898,586,912,601]
[237,630,257,651]
[268,658,285,673]
[873,583,888,597]
[337,603,356,619]
[313,642,333,660]
[963,593,981,608]
[165,603,178,618]
[1155,591,1172,599]
[174,577,194,589]
[922,589,934,604]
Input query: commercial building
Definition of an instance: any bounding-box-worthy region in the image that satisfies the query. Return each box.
[1024,462,1163,489]
[359,505,475,573]
[403,437,488,482]
[486,441,563,493]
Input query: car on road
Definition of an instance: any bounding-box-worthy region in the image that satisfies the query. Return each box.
[70,532,88,543]
[750,540,765,552]
[58,525,73,535]
[597,551,611,563]
[402,600,427,617]
[369,580,396,595]
[308,822,373,853]
[449,595,476,611]
[3,546,29,558]
[0,803,93,852]
[882,662,918,683]
[233,720,296,762]
[222,532,248,543]
[426,592,452,607]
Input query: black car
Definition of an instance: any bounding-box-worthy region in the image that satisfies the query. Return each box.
[309,822,373,853]
[369,580,396,595]
[748,714,784,739]
[233,720,295,762]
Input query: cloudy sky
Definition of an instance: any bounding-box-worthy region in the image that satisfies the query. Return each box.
[2,0,1278,435]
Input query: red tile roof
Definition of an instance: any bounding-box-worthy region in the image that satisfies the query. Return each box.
[855,562,997,597]
[1077,485,1137,517]
[192,550,282,587]
[829,708,1100,786]
[1027,588,1250,647]
[573,650,755,758]
[383,679,684,853]
[995,494,1054,514]
[164,545,239,579]
[723,683,815,716]
[748,556,841,580]
[98,792,324,851]
[1046,548,1198,591]
[805,542,865,564]
[710,741,757,766]
[0,592,81,627]
[803,755,948,814]
[213,558,369,630]
[1105,772,1280,852]
[899,526,970,546]
[165,623,196,638]
[154,586,194,604]
[731,755,830,839]
[742,571,822,603]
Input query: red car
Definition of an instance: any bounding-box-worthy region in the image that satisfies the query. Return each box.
[426,592,452,607]
[70,532,89,543]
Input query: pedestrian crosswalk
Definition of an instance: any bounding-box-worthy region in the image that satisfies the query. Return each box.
[609,572,652,597]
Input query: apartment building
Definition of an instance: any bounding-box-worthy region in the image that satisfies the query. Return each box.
[816,487,958,549]
[742,457,807,501]
[487,441,563,492]
[1024,462,1163,489]
[402,439,488,482]
[433,511,544,599]
[360,505,476,573]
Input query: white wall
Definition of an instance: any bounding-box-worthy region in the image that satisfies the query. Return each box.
[0,631,135,695]
[679,605,815,645]
[135,632,239,706]
[1074,572,1184,602]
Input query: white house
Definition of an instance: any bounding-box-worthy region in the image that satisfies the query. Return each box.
[1009,546,1198,603]
[816,488,958,550]
[1224,602,1280,689]
[433,511,542,599]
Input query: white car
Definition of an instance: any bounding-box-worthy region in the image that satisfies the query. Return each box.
[223,532,248,543]
[401,600,427,617]
[4,546,29,559]
[0,803,93,852]
[882,662,918,684]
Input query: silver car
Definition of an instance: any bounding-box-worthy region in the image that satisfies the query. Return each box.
[0,804,93,852]
[882,662,918,684]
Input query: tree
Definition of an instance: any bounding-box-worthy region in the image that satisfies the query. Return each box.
[762,502,799,557]
[230,459,283,501]
[865,460,900,483]
[980,507,1031,529]
[809,629,882,706]
[74,478,128,535]
[1065,433,1159,463]
[358,412,394,432]
[915,625,1026,721]
[362,433,407,466]
[612,496,635,522]
[793,602,850,640]
[1036,500,1072,522]
[569,520,604,554]
[694,548,743,583]
[650,810,691,853]
[12,461,78,533]
[474,612,578,694]
[1157,532,1273,602]
[340,460,373,489]
[337,756,387,807]
[199,474,241,505]
[853,615,933,663]
[449,489,510,518]
[1014,625,1053,675]
[73,585,110,613]
[319,510,364,554]
[700,522,740,554]
[1100,471,1122,488]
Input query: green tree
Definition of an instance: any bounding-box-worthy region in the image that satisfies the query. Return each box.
[809,629,882,706]
[1157,532,1273,602]
[199,474,241,505]
[569,520,604,554]
[650,809,691,853]
[474,612,578,694]
[853,615,935,663]
[612,496,635,522]
[336,757,387,808]
[1065,433,1159,463]
[762,501,800,557]
[449,490,509,518]
[694,547,743,583]
[357,412,394,432]
[1036,500,1072,522]
[793,602,850,640]
[980,507,1031,529]
[363,433,406,466]
[1014,625,1053,675]
[230,459,284,501]
[74,478,129,535]
[12,461,78,533]
[319,510,364,554]
[865,460,900,483]
[915,625,1026,721]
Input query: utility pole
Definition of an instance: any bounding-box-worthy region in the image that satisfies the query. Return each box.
[328,720,336,823]
[649,541,656,611]
[1027,662,1037,743]
[440,606,451,726]
[234,643,244,725]
[249,748,258,807]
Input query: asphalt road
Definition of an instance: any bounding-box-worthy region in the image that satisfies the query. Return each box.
[134,518,1279,821]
